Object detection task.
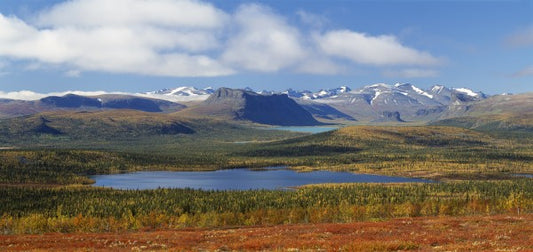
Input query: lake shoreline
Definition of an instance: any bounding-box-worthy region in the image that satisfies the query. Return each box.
[90,167,434,190]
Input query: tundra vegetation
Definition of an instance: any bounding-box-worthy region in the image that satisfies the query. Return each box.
[0,113,531,250]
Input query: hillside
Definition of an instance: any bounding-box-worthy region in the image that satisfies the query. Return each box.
[180,88,322,126]
[0,110,195,140]
[296,83,487,122]
[233,125,532,179]
[1,85,529,125]
[0,94,186,118]
[443,92,533,117]
[431,113,533,133]
[431,93,533,132]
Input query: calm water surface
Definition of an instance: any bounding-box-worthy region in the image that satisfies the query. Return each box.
[268,126,339,133]
[90,167,433,190]
[513,173,533,178]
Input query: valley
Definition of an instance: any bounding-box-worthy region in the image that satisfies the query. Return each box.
[0,84,531,250]
[1,0,531,250]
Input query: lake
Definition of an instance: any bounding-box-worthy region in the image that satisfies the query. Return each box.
[90,167,433,190]
[267,126,339,133]
[513,173,533,178]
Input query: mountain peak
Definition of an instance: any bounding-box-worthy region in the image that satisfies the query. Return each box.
[192,87,321,126]
[206,87,257,103]
[453,88,481,98]
[368,83,391,89]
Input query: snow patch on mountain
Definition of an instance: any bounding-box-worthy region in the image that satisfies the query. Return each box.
[430,85,446,94]
[453,88,480,97]
[140,86,214,102]
[370,90,382,105]
[411,85,433,99]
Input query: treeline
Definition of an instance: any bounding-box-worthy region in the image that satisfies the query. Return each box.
[0,180,531,234]
[0,149,235,184]
[232,126,533,179]
[1,125,532,185]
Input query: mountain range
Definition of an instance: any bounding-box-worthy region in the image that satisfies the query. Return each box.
[178,88,321,126]
[0,83,530,128]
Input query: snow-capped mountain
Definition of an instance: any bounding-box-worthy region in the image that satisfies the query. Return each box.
[147,86,215,96]
[0,83,489,122]
[301,83,487,122]
[276,86,351,100]
[312,83,486,106]
[140,86,215,102]
[137,83,487,121]
[302,86,352,100]
[426,85,487,104]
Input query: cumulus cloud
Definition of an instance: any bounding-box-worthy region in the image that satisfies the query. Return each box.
[0,0,234,77]
[382,68,438,78]
[0,0,443,78]
[221,4,307,72]
[506,25,533,47]
[316,30,442,66]
[36,0,227,29]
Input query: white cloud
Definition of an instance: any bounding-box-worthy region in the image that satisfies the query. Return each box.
[0,0,444,78]
[0,90,116,100]
[316,30,442,66]
[506,25,533,47]
[0,0,234,77]
[36,0,228,29]
[382,68,438,78]
[221,4,307,72]
[512,65,533,77]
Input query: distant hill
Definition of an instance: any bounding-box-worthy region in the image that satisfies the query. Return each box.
[430,93,533,132]
[296,101,356,122]
[181,88,322,126]
[0,94,186,118]
[1,85,530,126]
[373,111,405,123]
[0,110,195,140]
[440,93,532,118]
[430,113,533,132]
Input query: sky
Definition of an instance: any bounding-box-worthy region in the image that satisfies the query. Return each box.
[0,0,532,95]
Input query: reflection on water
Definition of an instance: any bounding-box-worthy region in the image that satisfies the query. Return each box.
[513,174,533,178]
[267,126,339,133]
[90,167,433,190]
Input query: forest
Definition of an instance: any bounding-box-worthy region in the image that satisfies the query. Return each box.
[0,123,531,237]
[1,180,530,234]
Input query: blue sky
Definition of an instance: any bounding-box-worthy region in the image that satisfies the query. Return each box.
[0,0,531,95]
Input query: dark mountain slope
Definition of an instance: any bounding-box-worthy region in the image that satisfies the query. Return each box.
[296,101,356,122]
[0,110,195,140]
[40,94,101,108]
[183,88,322,126]
[0,94,186,118]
